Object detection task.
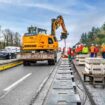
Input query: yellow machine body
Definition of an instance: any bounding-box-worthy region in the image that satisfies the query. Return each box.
[22,34,58,51]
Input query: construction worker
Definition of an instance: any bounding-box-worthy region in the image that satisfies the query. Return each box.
[101,43,105,59]
[82,44,89,54]
[90,44,95,57]
[71,49,75,60]
[79,43,84,54]
[67,47,71,61]
[94,44,99,57]
[75,44,81,54]
[75,45,79,54]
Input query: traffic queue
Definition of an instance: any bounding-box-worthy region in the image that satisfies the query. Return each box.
[0,46,20,59]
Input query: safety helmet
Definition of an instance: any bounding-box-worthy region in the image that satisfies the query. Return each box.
[83,44,86,46]
[96,44,98,46]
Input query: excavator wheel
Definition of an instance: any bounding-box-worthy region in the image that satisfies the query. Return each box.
[51,60,55,65]
[23,61,31,66]
[48,60,55,65]
[55,57,57,63]
[23,61,27,66]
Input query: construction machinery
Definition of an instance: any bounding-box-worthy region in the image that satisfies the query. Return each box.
[21,15,68,66]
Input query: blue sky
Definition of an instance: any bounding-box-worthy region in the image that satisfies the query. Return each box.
[0,0,105,47]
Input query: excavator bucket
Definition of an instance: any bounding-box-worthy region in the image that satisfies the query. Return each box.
[61,32,68,40]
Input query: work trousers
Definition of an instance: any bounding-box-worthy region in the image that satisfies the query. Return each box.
[90,53,95,58]
[95,53,97,57]
[102,52,105,59]
[68,55,71,61]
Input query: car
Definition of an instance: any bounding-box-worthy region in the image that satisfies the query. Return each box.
[5,46,20,53]
[0,50,16,59]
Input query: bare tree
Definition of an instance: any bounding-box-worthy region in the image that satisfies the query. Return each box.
[2,29,9,46]
[2,29,19,47]
[0,28,21,48]
[14,32,21,46]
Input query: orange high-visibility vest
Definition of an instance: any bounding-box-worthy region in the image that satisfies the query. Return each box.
[90,46,95,53]
[102,46,105,52]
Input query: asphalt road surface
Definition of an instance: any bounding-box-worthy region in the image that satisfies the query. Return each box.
[0,53,61,105]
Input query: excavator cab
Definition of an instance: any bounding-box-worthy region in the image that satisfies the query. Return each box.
[38,28,47,34]
[27,26,47,35]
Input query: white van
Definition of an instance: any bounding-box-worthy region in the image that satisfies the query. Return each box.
[5,46,20,53]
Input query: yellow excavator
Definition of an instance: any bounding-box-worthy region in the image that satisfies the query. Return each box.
[51,15,68,39]
[21,15,68,66]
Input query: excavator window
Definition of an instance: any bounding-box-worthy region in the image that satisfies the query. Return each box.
[53,36,57,42]
[38,28,47,34]
[28,26,37,34]
[48,38,53,44]
[25,26,47,35]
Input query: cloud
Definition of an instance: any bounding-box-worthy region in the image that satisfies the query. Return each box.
[0,0,29,4]
[0,0,13,4]
[0,0,105,47]
[0,0,71,15]
[23,3,70,15]
[84,4,96,10]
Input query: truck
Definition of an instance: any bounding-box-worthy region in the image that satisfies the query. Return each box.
[21,15,68,66]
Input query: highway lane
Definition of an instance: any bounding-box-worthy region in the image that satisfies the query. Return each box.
[0,53,61,105]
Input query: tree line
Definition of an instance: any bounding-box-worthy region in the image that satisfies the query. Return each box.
[0,28,21,49]
[80,23,105,46]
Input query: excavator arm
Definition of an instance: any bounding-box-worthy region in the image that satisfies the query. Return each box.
[51,15,68,40]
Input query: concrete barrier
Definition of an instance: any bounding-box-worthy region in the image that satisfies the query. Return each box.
[102,59,105,71]
[0,59,22,71]
[0,59,21,65]
[76,55,79,61]
[85,58,103,74]
[77,54,89,65]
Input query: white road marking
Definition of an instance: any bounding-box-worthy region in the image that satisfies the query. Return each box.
[4,73,32,92]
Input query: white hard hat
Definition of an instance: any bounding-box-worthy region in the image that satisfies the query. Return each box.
[96,44,98,46]
[102,43,105,46]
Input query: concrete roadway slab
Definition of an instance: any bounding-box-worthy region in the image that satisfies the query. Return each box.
[46,89,78,105]
[0,59,20,65]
